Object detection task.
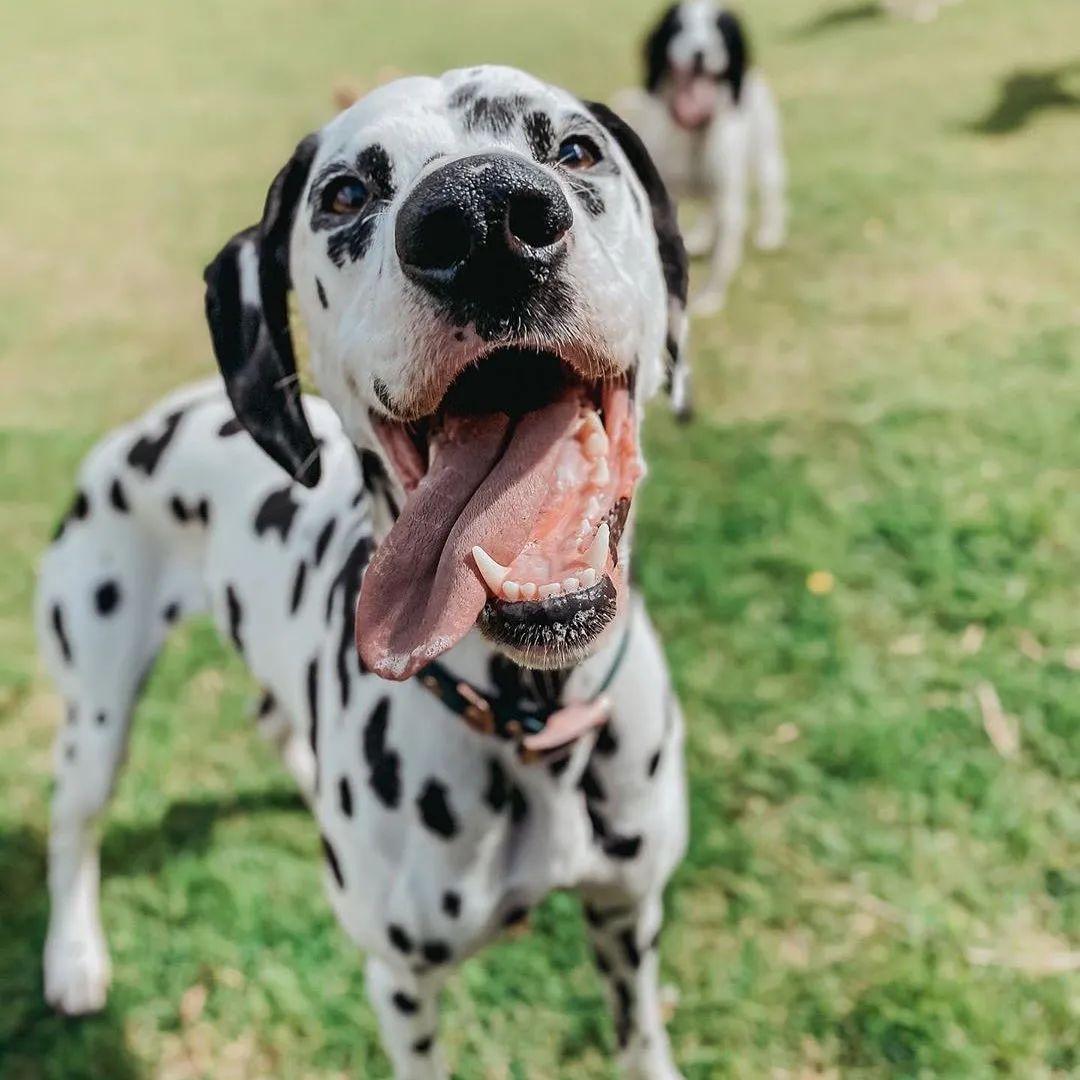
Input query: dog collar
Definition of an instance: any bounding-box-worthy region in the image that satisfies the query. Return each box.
[414,622,632,762]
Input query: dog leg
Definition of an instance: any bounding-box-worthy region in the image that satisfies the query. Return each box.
[584,891,683,1080]
[693,122,750,317]
[752,86,788,252]
[681,212,716,259]
[366,957,448,1079]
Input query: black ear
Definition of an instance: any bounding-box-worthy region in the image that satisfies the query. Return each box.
[717,10,750,104]
[584,101,692,420]
[204,134,322,487]
[643,3,681,94]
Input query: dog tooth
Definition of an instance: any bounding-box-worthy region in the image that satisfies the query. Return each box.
[585,433,608,459]
[580,411,605,440]
[591,458,610,486]
[562,576,580,594]
[502,580,521,602]
[519,582,538,601]
[586,523,609,573]
[538,582,562,600]
[579,567,598,588]
[472,545,509,594]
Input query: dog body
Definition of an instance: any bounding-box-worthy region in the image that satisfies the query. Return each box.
[38,66,691,1078]
[616,1,787,314]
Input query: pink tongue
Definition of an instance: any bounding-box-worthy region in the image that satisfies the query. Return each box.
[672,76,718,130]
[356,398,580,680]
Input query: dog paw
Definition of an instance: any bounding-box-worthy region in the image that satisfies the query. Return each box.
[691,289,726,317]
[44,927,111,1015]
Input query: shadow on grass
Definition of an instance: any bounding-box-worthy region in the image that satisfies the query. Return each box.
[0,789,304,1079]
[792,1,882,37]
[966,61,1080,134]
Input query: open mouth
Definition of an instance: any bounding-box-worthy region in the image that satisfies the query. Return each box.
[669,71,720,131]
[355,346,640,680]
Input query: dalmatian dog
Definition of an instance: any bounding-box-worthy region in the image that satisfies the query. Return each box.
[37,66,692,1079]
[615,1,787,316]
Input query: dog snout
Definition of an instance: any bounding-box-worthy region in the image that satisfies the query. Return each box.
[396,153,573,321]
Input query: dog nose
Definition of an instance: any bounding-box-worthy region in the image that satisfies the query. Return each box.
[396,153,572,304]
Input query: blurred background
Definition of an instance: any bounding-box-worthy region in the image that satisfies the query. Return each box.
[2,0,1079,1076]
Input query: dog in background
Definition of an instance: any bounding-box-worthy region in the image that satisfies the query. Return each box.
[883,0,962,21]
[615,2,787,315]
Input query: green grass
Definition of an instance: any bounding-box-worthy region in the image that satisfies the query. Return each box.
[3,0,1080,1075]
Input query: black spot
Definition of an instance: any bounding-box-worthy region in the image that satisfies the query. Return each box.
[94,580,121,617]
[196,498,211,525]
[326,531,375,708]
[65,704,77,726]
[50,603,73,663]
[416,779,458,839]
[647,748,662,778]
[364,697,401,809]
[169,495,189,523]
[109,479,129,513]
[593,946,611,975]
[463,94,530,135]
[595,723,619,757]
[579,766,606,803]
[127,410,184,476]
[64,744,76,763]
[392,991,419,1014]
[218,417,244,437]
[257,691,276,718]
[162,601,181,623]
[388,923,414,954]
[484,758,509,813]
[548,755,571,779]
[225,584,244,654]
[95,711,107,726]
[615,980,633,1048]
[321,835,344,888]
[412,1036,434,1056]
[583,903,604,928]
[604,834,643,861]
[619,927,641,969]
[313,518,337,566]
[567,174,605,217]
[289,561,307,614]
[338,776,353,818]
[253,485,301,542]
[442,891,462,918]
[53,490,90,541]
[315,277,329,309]
[448,81,480,108]
[306,658,319,757]
[510,784,528,825]
[321,146,395,267]
[421,941,451,965]
[587,802,609,841]
[502,905,529,928]
[524,110,555,160]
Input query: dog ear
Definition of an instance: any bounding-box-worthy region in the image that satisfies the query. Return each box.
[643,3,681,94]
[204,133,322,487]
[717,10,750,104]
[584,101,692,420]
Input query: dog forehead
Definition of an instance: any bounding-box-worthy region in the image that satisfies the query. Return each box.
[315,66,583,169]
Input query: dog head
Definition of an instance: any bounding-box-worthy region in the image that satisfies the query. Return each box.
[204,66,686,680]
[644,1,750,129]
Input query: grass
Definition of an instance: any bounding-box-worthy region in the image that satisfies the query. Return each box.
[2,0,1080,1075]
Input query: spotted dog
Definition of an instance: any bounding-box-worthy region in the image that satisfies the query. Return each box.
[37,67,692,1078]
[615,1,787,316]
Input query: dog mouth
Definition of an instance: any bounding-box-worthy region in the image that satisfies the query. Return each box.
[356,347,640,680]
[668,70,720,131]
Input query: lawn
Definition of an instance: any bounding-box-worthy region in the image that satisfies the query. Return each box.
[2,0,1079,1076]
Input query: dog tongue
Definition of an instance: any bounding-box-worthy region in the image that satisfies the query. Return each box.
[672,75,719,130]
[357,398,580,680]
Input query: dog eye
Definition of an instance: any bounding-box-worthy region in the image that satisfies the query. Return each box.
[322,177,371,215]
[555,137,601,170]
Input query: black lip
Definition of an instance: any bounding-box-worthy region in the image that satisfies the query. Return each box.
[478,576,618,666]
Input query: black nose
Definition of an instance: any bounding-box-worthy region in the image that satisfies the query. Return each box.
[396,153,573,336]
